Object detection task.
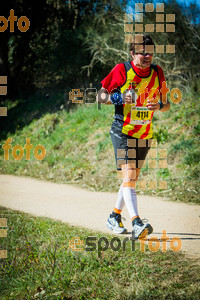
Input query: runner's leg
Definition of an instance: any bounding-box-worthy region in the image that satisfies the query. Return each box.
[111,183,125,216]
[107,127,127,233]
[121,163,141,220]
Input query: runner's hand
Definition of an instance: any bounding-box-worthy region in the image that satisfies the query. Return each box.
[125,94,132,104]
[147,99,160,111]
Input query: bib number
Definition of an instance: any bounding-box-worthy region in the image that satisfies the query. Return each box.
[130,107,153,125]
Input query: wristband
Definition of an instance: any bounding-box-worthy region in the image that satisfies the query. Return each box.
[158,101,164,110]
[110,92,123,105]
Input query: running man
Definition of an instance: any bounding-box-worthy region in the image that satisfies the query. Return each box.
[98,34,170,239]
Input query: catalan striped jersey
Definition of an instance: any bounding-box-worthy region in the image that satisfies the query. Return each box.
[101,61,165,139]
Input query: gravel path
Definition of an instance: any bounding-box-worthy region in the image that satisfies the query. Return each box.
[0,174,200,259]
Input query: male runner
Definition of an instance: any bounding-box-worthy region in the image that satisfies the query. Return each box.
[98,34,170,239]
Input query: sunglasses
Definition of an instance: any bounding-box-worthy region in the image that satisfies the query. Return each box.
[136,52,154,56]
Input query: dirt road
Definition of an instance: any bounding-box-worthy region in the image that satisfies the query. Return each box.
[0,174,200,259]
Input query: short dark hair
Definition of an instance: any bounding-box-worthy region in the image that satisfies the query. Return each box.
[130,34,155,54]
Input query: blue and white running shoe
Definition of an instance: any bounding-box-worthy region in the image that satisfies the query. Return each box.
[106,214,127,234]
[132,218,153,239]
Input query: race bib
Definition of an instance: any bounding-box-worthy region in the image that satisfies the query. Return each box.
[130,106,153,125]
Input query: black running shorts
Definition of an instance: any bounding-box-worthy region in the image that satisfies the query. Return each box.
[110,125,151,170]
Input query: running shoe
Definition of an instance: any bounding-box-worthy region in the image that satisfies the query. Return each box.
[132,217,153,239]
[106,214,127,234]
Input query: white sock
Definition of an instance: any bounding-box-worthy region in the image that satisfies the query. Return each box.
[114,183,125,211]
[122,187,139,219]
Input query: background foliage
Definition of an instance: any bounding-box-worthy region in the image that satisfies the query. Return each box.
[0,0,200,203]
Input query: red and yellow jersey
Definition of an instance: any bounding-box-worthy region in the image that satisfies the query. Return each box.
[101,61,165,139]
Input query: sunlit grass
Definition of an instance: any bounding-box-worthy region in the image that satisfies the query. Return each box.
[0,206,200,299]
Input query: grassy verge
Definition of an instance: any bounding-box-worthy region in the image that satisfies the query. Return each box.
[0,88,199,203]
[0,206,200,299]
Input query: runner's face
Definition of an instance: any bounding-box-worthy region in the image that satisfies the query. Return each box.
[132,50,153,69]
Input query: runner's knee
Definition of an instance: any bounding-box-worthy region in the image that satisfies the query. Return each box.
[122,163,136,187]
[121,164,142,188]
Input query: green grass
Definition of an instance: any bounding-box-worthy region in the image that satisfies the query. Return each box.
[0,88,199,203]
[0,206,200,299]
